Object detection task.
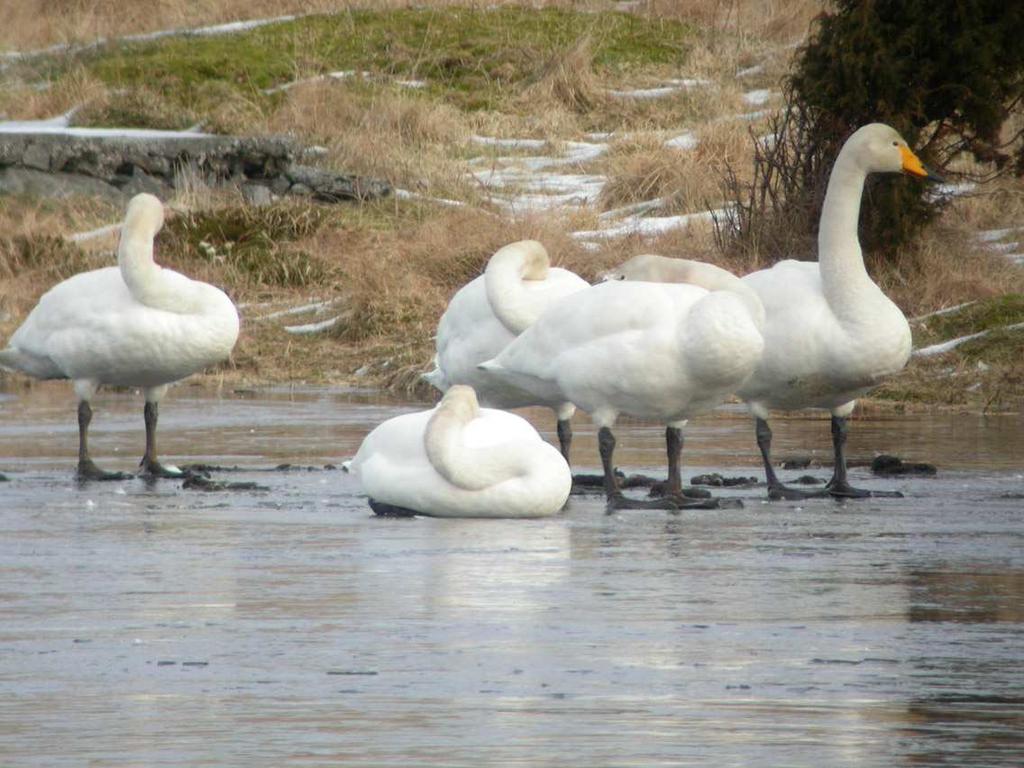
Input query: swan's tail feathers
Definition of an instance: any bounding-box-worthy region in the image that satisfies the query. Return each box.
[0,348,65,380]
[421,367,448,392]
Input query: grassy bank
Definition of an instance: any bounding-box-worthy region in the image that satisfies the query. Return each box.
[2,2,1022,410]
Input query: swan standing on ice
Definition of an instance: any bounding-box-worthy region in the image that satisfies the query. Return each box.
[348,385,572,518]
[606,124,941,499]
[479,266,765,511]
[423,240,588,461]
[0,193,240,480]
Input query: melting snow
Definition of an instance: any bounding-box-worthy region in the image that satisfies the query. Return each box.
[664,131,698,150]
[743,89,771,106]
[910,301,978,323]
[929,182,977,199]
[0,122,211,138]
[3,14,301,64]
[284,317,340,334]
[572,209,727,241]
[913,322,1024,357]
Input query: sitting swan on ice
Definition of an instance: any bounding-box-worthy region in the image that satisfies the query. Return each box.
[347,385,572,518]
[0,193,240,480]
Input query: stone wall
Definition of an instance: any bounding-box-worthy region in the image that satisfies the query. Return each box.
[0,131,390,205]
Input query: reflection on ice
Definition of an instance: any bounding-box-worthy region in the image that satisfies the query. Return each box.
[1,384,1023,765]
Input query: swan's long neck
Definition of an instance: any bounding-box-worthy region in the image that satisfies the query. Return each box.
[484,241,550,334]
[119,227,192,313]
[817,150,879,319]
[424,391,529,491]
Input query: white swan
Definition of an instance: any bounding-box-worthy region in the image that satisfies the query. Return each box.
[0,193,240,480]
[479,267,765,510]
[607,123,941,499]
[424,240,589,461]
[348,385,572,518]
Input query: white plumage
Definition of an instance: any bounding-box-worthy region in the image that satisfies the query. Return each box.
[480,268,765,509]
[349,385,572,518]
[0,193,240,479]
[607,123,936,499]
[424,240,589,459]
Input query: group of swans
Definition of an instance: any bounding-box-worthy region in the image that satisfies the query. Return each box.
[405,123,939,514]
[0,124,938,518]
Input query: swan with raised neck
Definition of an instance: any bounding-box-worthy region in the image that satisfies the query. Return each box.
[0,192,240,479]
[484,239,553,334]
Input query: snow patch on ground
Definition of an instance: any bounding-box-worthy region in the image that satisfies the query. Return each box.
[909,301,978,323]
[284,317,340,334]
[2,14,301,64]
[607,78,710,100]
[0,121,210,138]
[571,208,728,241]
[913,322,1024,357]
[736,64,765,79]
[742,89,771,106]
[468,136,610,212]
[664,131,698,150]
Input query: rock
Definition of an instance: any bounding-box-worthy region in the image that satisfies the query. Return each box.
[0,168,126,204]
[870,455,937,477]
[269,175,292,196]
[0,472,9,482]
[286,163,391,202]
[792,474,823,485]
[241,182,273,206]
[690,473,759,487]
[114,167,173,199]
[0,130,389,205]
[21,142,52,171]
[781,457,817,470]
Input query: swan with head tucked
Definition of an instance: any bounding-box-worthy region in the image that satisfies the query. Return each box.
[0,193,240,480]
[479,265,765,511]
[606,124,941,499]
[348,385,572,518]
[423,240,589,462]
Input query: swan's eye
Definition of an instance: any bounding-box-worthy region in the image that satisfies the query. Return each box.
[892,141,899,147]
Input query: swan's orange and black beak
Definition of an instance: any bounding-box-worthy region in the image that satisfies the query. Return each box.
[900,145,944,183]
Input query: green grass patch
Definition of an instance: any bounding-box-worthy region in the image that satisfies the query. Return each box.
[160,203,329,288]
[64,8,692,125]
[913,294,1024,347]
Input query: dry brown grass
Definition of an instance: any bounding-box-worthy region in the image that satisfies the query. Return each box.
[597,120,753,214]
[517,36,604,116]
[264,80,472,197]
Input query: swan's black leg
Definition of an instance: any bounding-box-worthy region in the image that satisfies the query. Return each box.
[368,498,419,517]
[825,416,903,499]
[76,401,131,481]
[139,402,184,479]
[602,426,722,512]
[557,417,573,463]
[756,417,827,500]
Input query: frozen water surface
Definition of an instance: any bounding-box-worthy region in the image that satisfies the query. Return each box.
[1,384,1022,766]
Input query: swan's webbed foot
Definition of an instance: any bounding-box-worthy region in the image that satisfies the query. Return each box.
[647,481,713,500]
[139,457,186,479]
[767,481,831,501]
[77,458,132,482]
[368,498,419,517]
[825,480,903,499]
